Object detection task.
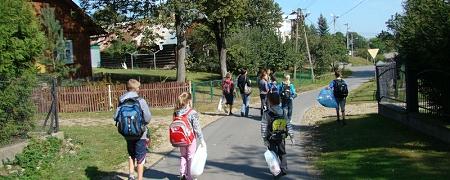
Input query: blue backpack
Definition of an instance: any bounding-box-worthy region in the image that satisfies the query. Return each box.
[115,97,145,138]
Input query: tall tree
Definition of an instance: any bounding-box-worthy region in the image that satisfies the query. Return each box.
[387,0,449,68]
[40,6,76,79]
[198,0,248,78]
[317,14,329,36]
[0,0,45,144]
[168,0,204,82]
[246,0,283,29]
[80,0,157,26]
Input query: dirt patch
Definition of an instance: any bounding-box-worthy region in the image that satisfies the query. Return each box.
[302,102,378,126]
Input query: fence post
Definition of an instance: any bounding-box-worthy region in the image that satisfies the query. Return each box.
[192,83,196,108]
[53,78,59,133]
[375,66,381,102]
[210,81,213,102]
[405,65,419,113]
[108,84,113,111]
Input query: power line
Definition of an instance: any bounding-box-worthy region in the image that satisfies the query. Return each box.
[306,0,317,9]
[339,0,368,17]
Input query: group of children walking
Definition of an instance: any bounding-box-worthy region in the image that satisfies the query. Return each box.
[114,69,347,179]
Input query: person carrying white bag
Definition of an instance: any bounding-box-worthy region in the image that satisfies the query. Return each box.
[171,92,207,180]
[190,144,207,178]
[261,92,295,178]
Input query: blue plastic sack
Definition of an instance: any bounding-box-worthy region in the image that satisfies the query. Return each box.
[317,89,337,108]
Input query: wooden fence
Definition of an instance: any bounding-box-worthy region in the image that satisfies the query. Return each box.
[32,82,190,113]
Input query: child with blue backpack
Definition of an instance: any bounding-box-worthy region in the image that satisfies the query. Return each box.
[114,79,152,180]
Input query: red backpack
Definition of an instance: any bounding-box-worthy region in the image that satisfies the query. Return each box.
[222,79,232,94]
[169,109,195,147]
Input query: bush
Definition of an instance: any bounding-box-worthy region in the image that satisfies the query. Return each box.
[0,0,45,145]
[13,137,62,178]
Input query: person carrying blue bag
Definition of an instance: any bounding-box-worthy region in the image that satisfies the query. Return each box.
[327,71,349,125]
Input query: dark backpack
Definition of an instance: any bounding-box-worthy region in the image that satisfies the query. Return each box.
[222,79,232,94]
[333,79,348,98]
[280,83,291,101]
[115,97,145,139]
[267,111,288,141]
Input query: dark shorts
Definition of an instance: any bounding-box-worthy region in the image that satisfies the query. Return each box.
[126,139,147,164]
[336,97,346,112]
[224,93,234,105]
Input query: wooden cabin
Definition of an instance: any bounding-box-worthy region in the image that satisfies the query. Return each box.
[32,0,106,78]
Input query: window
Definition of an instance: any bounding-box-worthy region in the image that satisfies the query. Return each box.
[64,40,73,64]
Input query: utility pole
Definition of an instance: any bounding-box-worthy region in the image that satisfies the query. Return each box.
[293,9,300,82]
[344,23,350,50]
[300,9,315,81]
[332,14,339,34]
[351,33,354,57]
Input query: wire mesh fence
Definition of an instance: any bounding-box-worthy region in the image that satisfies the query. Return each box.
[376,62,407,109]
[417,70,450,121]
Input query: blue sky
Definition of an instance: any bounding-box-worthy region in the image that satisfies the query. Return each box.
[275,0,404,38]
[74,0,404,38]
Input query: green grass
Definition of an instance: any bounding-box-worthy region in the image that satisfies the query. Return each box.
[349,56,373,66]
[93,68,221,83]
[314,77,450,179]
[59,108,174,120]
[314,114,450,179]
[28,124,162,179]
[40,125,127,179]
[296,70,352,92]
[347,79,377,103]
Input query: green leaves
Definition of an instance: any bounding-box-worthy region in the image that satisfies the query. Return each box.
[0,0,44,145]
[387,0,450,69]
[318,14,329,36]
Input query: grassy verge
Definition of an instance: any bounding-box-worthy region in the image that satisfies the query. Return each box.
[42,125,128,179]
[93,68,221,83]
[1,125,162,179]
[59,108,174,120]
[296,69,352,92]
[347,79,376,103]
[314,114,450,179]
[313,77,450,178]
[349,56,373,66]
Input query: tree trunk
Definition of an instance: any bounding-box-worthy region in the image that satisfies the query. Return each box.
[175,13,186,82]
[213,21,227,78]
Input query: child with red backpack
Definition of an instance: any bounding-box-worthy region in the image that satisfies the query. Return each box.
[114,79,152,180]
[170,92,206,180]
[222,72,235,115]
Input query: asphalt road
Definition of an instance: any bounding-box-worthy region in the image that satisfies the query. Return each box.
[144,66,375,180]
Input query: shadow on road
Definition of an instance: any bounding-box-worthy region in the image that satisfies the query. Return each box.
[144,168,179,179]
[348,69,375,78]
[85,166,129,180]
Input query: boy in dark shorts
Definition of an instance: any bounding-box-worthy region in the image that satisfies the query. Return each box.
[328,71,348,125]
[114,79,152,180]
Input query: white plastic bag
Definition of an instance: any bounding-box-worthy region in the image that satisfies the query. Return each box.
[264,149,281,176]
[217,96,224,112]
[191,145,207,177]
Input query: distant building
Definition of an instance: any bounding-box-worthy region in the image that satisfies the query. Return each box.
[91,22,177,69]
[278,14,297,43]
[32,0,106,78]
